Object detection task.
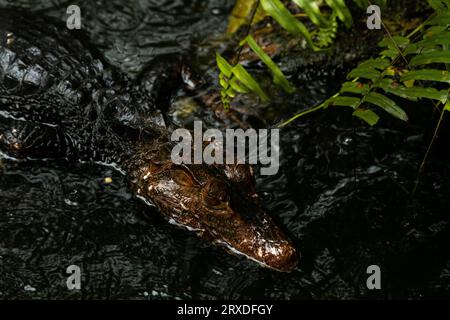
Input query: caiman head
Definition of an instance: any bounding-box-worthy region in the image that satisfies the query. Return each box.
[126,139,299,272]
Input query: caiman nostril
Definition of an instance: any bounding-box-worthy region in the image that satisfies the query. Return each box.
[281,246,299,271]
[263,242,299,272]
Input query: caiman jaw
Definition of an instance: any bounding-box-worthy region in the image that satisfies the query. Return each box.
[127,142,299,272]
[221,239,298,272]
[205,191,299,272]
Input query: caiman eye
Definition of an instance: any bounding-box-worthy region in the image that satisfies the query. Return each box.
[204,194,221,207]
[172,169,195,187]
[206,180,229,203]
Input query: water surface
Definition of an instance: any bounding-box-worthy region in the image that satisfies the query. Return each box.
[0,0,449,299]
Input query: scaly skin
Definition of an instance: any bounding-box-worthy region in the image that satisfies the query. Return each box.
[0,9,298,271]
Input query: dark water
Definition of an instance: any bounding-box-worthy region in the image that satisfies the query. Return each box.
[1,0,450,300]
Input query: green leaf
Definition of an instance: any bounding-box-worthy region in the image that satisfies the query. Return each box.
[348,67,381,82]
[229,77,250,93]
[231,64,270,102]
[216,53,267,105]
[378,36,410,59]
[403,44,419,56]
[365,92,408,121]
[381,48,400,59]
[428,12,450,25]
[357,58,391,70]
[353,108,380,126]
[417,32,450,47]
[314,15,338,48]
[326,96,361,108]
[400,69,450,83]
[219,74,229,88]
[410,51,450,66]
[427,0,450,11]
[346,58,390,81]
[341,82,370,95]
[241,35,296,93]
[216,53,233,78]
[426,25,449,35]
[376,79,449,103]
[225,87,237,98]
[445,101,450,112]
[292,0,328,27]
[406,47,444,57]
[260,0,320,51]
[325,0,352,28]
[379,36,410,48]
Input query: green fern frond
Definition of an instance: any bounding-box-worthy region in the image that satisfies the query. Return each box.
[281,0,450,127]
[219,0,361,108]
[240,35,295,93]
[217,33,294,108]
[313,13,339,48]
[217,52,269,109]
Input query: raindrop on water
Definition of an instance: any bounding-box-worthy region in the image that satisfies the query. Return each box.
[24,285,36,292]
[211,8,222,15]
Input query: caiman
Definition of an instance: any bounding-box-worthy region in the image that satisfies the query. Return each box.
[0,9,298,272]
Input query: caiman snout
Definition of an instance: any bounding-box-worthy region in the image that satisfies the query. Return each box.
[128,142,299,272]
[245,237,298,272]
[216,199,299,272]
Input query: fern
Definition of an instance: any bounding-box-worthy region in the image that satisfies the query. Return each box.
[217,51,269,108]
[281,0,450,126]
[217,0,361,108]
[313,13,339,48]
